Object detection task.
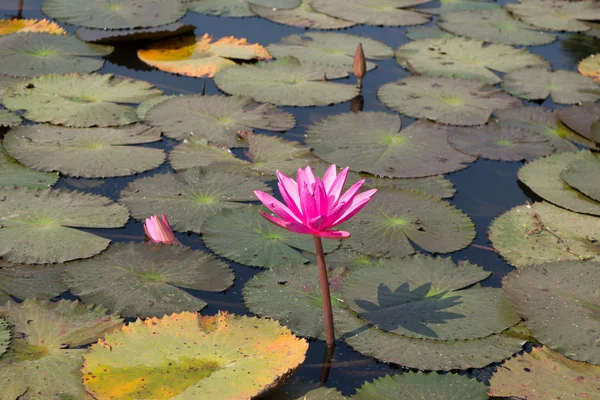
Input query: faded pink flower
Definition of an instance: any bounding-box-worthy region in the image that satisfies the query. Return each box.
[254,165,377,239]
[143,214,182,245]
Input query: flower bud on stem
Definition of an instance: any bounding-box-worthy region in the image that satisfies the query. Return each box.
[353,43,366,89]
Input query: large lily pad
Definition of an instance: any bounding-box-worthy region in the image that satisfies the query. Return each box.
[0,75,24,98]
[202,205,340,268]
[310,0,431,26]
[0,143,58,189]
[0,299,122,400]
[579,53,600,83]
[0,18,66,35]
[119,167,270,234]
[506,0,600,33]
[352,372,488,400]
[64,242,234,318]
[214,56,359,106]
[144,94,295,146]
[0,110,20,127]
[0,33,112,78]
[378,76,519,126]
[561,152,600,202]
[3,124,165,178]
[340,188,475,258]
[82,312,308,399]
[363,175,456,199]
[503,67,599,104]
[405,26,453,40]
[419,0,500,15]
[188,0,301,18]
[306,113,475,177]
[489,346,600,399]
[558,102,600,141]
[263,378,345,400]
[75,23,195,44]
[0,187,129,264]
[395,37,549,84]
[249,0,356,30]
[489,202,600,268]
[137,34,271,78]
[0,265,65,304]
[2,73,162,127]
[503,261,600,364]
[169,138,250,170]
[42,0,188,29]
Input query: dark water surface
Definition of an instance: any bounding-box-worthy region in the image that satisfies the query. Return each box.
[1,0,596,395]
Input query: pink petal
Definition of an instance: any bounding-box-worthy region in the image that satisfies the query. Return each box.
[296,167,309,198]
[299,181,319,222]
[304,166,316,192]
[278,182,304,221]
[308,215,327,231]
[332,189,377,226]
[322,164,337,192]
[313,178,329,216]
[285,221,315,235]
[326,179,366,223]
[315,229,351,239]
[327,167,349,206]
[148,214,181,245]
[276,170,301,211]
[258,211,290,231]
[254,190,302,224]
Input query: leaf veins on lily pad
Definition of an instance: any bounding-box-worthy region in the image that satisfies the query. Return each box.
[0,18,66,35]
[187,0,301,18]
[506,0,600,33]
[0,143,58,189]
[310,0,431,26]
[82,312,308,399]
[0,264,65,304]
[249,0,356,30]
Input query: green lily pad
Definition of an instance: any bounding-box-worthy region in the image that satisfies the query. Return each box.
[214,56,359,106]
[0,320,8,357]
[0,75,24,98]
[0,143,58,189]
[395,37,549,84]
[0,109,21,127]
[363,175,456,199]
[405,26,453,40]
[0,299,122,400]
[489,202,600,268]
[503,67,599,104]
[263,378,346,400]
[503,261,600,364]
[306,113,475,177]
[506,0,600,33]
[0,32,112,78]
[2,73,162,127]
[310,0,431,26]
[188,0,301,17]
[518,151,600,215]
[378,76,519,126]
[64,242,234,318]
[169,138,250,171]
[557,102,600,142]
[3,124,165,178]
[438,9,556,45]
[144,94,295,146]
[119,167,270,234]
[42,0,188,29]
[0,264,65,304]
[267,32,393,73]
[249,0,356,30]
[447,122,553,161]
[75,23,195,44]
[203,205,340,268]
[351,372,488,400]
[420,0,500,15]
[136,94,174,120]
[561,152,600,202]
[302,248,375,270]
[340,188,475,258]
[0,187,129,264]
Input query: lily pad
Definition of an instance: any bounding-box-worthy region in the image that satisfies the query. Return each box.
[0,33,112,78]
[188,0,301,18]
[214,56,359,106]
[75,23,195,44]
[306,113,475,177]
[438,9,556,45]
[2,73,162,127]
[137,34,271,78]
[447,122,553,161]
[310,0,431,26]
[378,76,519,125]
[64,242,234,318]
[561,152,600,202]
[202,205,340,268]
[82,312,308,399]
[42,0,188,29]
[558,102,600,141]
[578,53,600,83]
[263,378,345,400]
[419,0,500,15]
[0,143,58,189]
[340,188,475,258]
[405,26,453,40]
[169,138,250,170]
[136,94,175,120]
[364,175,456,199]
[352,372,488,400]
[0,187,129,264]
[119,167,270,234]
[3,124,165,178]
[506,0,600,33]
[0,75,24,98]
[489,202,600,268]
[0,264,65,304]
[0,109,21,127]
[249,0,356,30]
[395,37,549,84]
[267,32,393,73]
[0,299,122,400]
[0,320,8,357]
[503,261,600,364]
[302,248,375,269]
[518,151,600,215]
[503,67,599,104]
[489,346,600,399]
[144,94,295,146]
[0,18,65,35]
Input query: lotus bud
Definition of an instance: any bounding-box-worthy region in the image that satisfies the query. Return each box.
[353,43,366,89]
[143,214,182,245]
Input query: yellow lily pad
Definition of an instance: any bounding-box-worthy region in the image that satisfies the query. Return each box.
[0,18,65,35]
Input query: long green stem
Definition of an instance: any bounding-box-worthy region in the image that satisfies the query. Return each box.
[313,235,335,348]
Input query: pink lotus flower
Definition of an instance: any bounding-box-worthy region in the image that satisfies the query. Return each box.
[254,165,377,239]
[143,214,182,245]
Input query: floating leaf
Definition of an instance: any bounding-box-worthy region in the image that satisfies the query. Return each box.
[144,94,295,146]
[187,0,301,18]
[138,34,272,78]
[307,113,475,177]
[75,23,195,44]
[378,76,519,125]
[0,319,8,357]
[0,299,122,400]
[64,242,233,318]
[0,75,24,98]
[419,0,500,15]
[203,205,340,268]
[2,73,162,127]
[364,175,455,199]
[352,372,488,400]
[489,202,600,268]
[302,248,375,270]
[504,261,600,364]
[82,312,308,399]
[0,18,65,35]
[136,94,175,120]
[0,143,58,189]
[214,56,359,106]
[506,0,600,33]
[42,0,188,29]
[578,52,600,83]
[405,26,452,40]
[558,102,600,141]
[396,37,549,84]
[310,0,431,26]
[0,264,65,304]
[169,138,249,170]
[0,109,20,127]
[120,167,270,234]
[263,378,345,400]
[3,124,165,178]
[0,187,129,264]
[561,152,600,202]
[249,0,356,30]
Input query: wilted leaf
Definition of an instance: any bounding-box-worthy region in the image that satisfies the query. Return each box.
[0,18,65,35]
[578,52,600,83]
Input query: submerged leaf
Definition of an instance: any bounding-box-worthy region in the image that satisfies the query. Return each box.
[249,0,356,30]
